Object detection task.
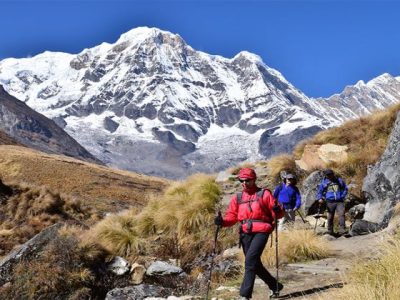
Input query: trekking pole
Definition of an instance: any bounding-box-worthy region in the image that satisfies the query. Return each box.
[206,211,221,300]
[273,201,280,298]
[296,209,307,224]
[314,203,322,233]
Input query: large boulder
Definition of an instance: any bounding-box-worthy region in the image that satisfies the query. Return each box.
[362,111,400,227]
[300,170,325,215]
[0,223,62,285]
[295,143,348,171]
[317,144,348,165]
[146,261,184,277]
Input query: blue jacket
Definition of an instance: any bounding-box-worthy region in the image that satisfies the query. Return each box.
[317,177,348,202]
[273,183,301,210]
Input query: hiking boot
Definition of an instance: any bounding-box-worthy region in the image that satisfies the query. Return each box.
[240,297,250,300]
[338,228,348,235]
[269,282,283,298]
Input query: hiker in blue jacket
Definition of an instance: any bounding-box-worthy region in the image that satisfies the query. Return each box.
[273,173,301,230]
[316,169,348,235]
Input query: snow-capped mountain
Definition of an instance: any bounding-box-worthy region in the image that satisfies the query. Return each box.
[0,27,399,178]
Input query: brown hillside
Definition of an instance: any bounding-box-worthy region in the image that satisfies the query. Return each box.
[0,130,21,146]
[0,145,170,214]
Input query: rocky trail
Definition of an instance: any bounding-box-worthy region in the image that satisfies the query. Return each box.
[248,232,384,299]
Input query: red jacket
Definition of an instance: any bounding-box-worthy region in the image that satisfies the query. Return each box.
[222,187,284,234]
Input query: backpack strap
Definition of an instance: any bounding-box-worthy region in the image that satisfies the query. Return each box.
[237,189,270,215]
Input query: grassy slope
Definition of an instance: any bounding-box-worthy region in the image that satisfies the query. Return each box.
[0,145,169,214]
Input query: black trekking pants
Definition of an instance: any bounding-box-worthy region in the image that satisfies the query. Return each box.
[326,201,345,232]
[240,232,278,298]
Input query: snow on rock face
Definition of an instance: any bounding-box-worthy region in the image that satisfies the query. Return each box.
[1,27,400,178]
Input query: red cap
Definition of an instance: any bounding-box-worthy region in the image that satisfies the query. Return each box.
[238,168,257,179]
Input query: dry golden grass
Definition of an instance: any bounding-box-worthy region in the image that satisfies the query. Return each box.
[266,154,297,184]
[0,145,169,214]
[0,183,95,254]
[87,209,143,257]
[331,237,400,300]
[259,228,330,266]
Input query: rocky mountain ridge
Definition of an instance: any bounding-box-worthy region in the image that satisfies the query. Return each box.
[1,27,399,178]
[0,86,100,164]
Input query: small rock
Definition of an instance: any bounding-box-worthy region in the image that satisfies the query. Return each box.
[146,261,184,276]
[107,256,130,276]
[131,263,146,284]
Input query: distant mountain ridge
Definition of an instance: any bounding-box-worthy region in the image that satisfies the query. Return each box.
[0,27,399,178]
[0,86,100,164]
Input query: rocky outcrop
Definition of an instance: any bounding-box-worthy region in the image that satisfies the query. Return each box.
[259,126,322,158]
[301,170,325,215]
[362,111,400,227]
[0,86,101,164]
[349,219,379,237]
[0,223,62,285]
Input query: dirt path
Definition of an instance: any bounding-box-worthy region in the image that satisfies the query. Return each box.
[249,232,385,299]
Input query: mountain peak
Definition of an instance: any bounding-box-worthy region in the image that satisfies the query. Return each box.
[367,73,394,86]
[116,27,183,45]
[233,51,262,63]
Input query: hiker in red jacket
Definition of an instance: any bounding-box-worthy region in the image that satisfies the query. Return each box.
[214,168,285,299]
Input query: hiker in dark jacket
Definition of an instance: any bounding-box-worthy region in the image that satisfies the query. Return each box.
[214,168,284,299]
[316,169,348,235]
[273,173,301,230]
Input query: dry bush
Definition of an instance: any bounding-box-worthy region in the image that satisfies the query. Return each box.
[2,231,108,300]
[267,154,297,184]
[0,183,93,254]
[332,237,400,300]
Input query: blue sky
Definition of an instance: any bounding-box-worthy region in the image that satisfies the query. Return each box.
[1,0,400,97]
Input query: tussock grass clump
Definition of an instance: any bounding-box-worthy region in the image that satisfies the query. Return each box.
[334,237,400,300]
[260,228,331,266]
[89,174,228,267]
[88,209,143,257]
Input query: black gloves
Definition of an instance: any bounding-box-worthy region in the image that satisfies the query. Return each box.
[272,205,281,213]
[214,214,223,226]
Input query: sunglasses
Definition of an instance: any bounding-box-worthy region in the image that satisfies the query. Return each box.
[239,179,252,183]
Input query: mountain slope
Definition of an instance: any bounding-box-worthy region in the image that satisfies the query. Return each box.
[0,129,20,145]
[1,27,399,178]
[0,145,169,214]
[0,86,100,164]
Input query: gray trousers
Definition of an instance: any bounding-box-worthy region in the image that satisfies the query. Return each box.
[278,209,296,231]
[326,202,345,231]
